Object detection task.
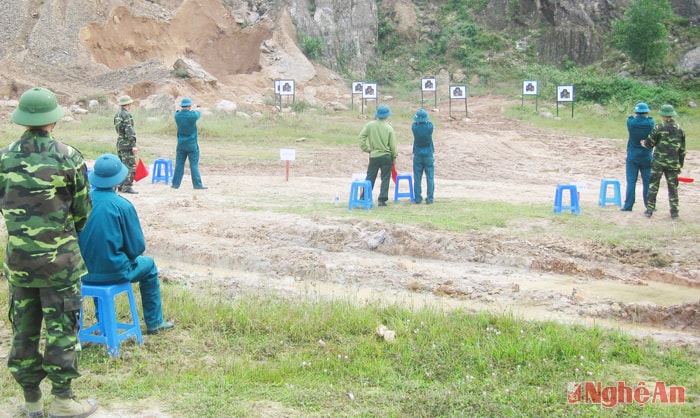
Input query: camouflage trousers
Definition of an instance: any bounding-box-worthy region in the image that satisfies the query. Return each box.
[7,282,83,401]
[646,168,679,214]
[117,148,136,191]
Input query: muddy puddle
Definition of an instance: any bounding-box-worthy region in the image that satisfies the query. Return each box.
[159,259,700,345]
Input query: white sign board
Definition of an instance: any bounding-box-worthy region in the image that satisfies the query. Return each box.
[279,80,295,96]
[352,81,364,95]
[522,80,538,96]
[362,82,377,99]
[557,85,574,102]
[421,77,437,92]
[450,85,466,99]
[280,148,296,161]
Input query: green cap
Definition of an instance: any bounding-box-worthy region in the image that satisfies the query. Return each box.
[658,104,677,117]
[11,87,65,127]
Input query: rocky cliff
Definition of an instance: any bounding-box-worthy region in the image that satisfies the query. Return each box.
[0,0,697,109]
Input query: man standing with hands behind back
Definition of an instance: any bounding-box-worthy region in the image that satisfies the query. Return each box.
[1,87,97,418]
[359,105,397,206]
[114,95,139,194]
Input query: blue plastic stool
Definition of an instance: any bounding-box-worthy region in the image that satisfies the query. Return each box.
[348,180,373,210]
[553,184,580,215]
[79,282,143,358]
[394,174,415,202]
[151,158,173,185]
[598,178,622,208]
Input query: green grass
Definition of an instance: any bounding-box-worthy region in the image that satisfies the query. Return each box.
[504,101,700,150]
[3,285,696,417]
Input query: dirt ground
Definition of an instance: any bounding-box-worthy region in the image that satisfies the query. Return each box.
[132,94,700,346]
[2,95,700,418]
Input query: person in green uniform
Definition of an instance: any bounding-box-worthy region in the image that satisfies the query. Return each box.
[114,95,139,194]
[358,105,398,206]
[1,87,97,418]
[642,104,687,219]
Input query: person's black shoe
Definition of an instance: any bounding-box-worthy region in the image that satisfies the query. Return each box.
[644,209,653,218]
[147,321,174,335]
[378,201,387,206]
[620,207,632,212]
[194,186,208,190]
[122,187,139,194]
[671,212,679,219]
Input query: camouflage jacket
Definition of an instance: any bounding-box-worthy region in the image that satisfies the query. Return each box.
[647,119,686,171]
[0,129,92,287]
[114,108,136,150]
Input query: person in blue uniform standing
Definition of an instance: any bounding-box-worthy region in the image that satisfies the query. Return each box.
[621,102,654,211]
[411,109,435,204]
[172,97,207,190]
[79,154,173,335]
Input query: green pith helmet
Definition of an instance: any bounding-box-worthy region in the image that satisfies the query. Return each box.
[659,104,677,117]
[119,95,134,106]
[11,87,65,127]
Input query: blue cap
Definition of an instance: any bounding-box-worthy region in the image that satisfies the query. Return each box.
[375,105,392,119]
[414,109,429,123]
[633,102,650,114]
[180,97,193,107]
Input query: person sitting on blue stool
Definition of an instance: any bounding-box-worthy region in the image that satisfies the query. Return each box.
[79,154,174,335]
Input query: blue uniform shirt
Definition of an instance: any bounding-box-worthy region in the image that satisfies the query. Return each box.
[174,109,201,152]
[78,188,146,282]
[626,115,654,155]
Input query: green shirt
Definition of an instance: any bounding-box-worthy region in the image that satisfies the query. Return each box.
[359,119,398,159]
[0,129,91,287]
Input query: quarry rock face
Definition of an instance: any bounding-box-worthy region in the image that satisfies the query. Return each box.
[0,0,697,104]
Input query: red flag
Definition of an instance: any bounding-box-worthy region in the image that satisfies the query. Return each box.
[135,158,149,182]
[391,164,398,183]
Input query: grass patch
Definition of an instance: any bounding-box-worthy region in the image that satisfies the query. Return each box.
[2,285,697,416]
[504,102,700,150]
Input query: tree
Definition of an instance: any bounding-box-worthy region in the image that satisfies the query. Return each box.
[612,0,672,74]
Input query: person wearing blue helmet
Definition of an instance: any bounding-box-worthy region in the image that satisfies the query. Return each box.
[79,154,174,335]
[172,97,207,190]
[411,108,435,204]
[621,102,655,211]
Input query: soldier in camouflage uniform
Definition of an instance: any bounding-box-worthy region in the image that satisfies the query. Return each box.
[642,104,687,219]
[114,95,138,194]
[1,87,97,417]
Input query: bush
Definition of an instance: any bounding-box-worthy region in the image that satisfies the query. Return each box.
[299,33,323,60]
